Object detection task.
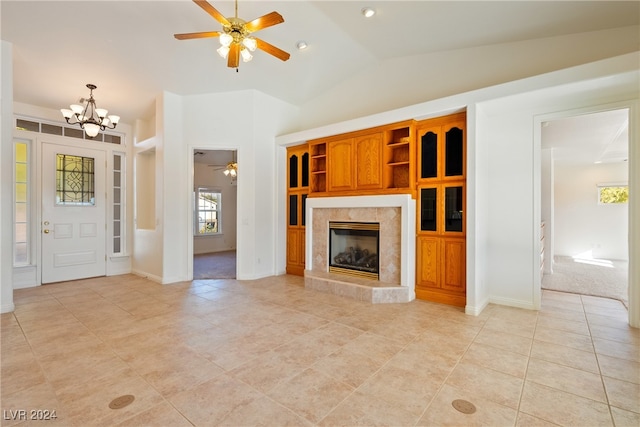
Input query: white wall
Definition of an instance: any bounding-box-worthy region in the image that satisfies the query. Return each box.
[554,162,629,260]
[160,90,299,281]
[477,77,637,312]
[1,40,15,313]
[193,160,237,254]
[132,104,163,281]
[295,27,639,132]
[481,110,538,308]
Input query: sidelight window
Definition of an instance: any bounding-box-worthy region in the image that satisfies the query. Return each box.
[14,140,30,266]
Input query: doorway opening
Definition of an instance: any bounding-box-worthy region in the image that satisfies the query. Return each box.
[192,149,238,279]
[540,108,629,307]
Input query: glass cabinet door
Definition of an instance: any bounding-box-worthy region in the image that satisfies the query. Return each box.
[445,126,463,177]
[420,187,437,231]
[288,194,298,226]
[289,154,298,188]
[420,131,438,179]
[444,185,463,232]
[301,153,309,187]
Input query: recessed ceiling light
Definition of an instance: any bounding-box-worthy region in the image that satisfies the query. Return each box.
[296,40,308,50]
[361,7,375,18]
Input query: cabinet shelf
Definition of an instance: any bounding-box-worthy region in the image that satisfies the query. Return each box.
[387,141,409,147]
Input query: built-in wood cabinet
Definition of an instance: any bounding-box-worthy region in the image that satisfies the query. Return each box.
[308,121,414,196]
[354,133,383,189]
[384,124,414,191]
[286,144,309,276]
[328,137,356,191]
[325,132,383,192]
[309,142,327,193]
[415,112,466,306]
[285,114,466,306]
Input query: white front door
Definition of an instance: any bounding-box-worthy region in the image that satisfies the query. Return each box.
[41,142,106,284]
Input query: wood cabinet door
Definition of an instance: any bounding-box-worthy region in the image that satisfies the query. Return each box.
[327,138,354,191]
[416,236,439,289]
[354,133,383,189]
[287,229,301,266]
[442,238,465,293]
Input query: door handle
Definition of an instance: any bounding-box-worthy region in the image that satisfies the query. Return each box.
[43,229,50,234]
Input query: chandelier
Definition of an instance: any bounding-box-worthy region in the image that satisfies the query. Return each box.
[223,161,238,178]
[60,84,120,138]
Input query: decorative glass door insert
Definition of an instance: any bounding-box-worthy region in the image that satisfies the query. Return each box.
[56,154,95,205]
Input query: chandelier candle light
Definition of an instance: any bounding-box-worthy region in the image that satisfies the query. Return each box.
[61,84,120,138]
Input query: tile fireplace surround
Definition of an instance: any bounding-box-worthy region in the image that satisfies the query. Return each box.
[304,195,416,303]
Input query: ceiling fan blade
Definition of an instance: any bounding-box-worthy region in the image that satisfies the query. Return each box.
[227,43,240,68]
[244,11,284,33]
[193,0,230,27]
[255,38,290,62]
[174,31,221,40]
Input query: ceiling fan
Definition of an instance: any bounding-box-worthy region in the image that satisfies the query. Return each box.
[174,0,290,68]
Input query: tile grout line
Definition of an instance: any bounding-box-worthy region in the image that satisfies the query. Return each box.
[583,294,618,427]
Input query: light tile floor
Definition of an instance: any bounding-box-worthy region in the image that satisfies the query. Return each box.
[1,274,638,426]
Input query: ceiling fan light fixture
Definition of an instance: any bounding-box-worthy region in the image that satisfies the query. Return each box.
[242,37,257,51]
[217,45,230,58]
[174,0,290,69]
[361,7,376,18]
[219,32,233,47]
[296,40,308,50]
[240,48,253,62]
[223,161,238,178]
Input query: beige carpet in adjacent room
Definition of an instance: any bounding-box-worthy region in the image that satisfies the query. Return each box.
[193,250,236,279]
[542,255,628,307]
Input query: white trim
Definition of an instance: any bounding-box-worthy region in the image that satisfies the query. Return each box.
[489,296,536,311]
[131,269,162,284]
[465,297,489,316]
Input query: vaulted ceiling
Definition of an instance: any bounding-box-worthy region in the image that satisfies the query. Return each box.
[2,1,637,164]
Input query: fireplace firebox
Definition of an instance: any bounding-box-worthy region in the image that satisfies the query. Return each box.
[329,221,380,280]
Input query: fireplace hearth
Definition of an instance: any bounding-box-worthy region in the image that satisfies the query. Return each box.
[329,221,380,279]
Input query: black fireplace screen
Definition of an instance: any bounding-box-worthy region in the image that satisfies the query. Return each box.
[329,222,380,277]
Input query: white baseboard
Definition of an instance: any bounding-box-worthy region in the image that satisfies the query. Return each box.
[489,296,536,311]
[466,297,490,316]
[1,302,15,313]
[131,269,163,284]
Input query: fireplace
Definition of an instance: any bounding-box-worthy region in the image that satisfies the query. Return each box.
[304,195,416,303]
[329,222,379,280]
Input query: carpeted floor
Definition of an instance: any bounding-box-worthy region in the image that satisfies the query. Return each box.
[193,250,236,279]
[542,255,629,307]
